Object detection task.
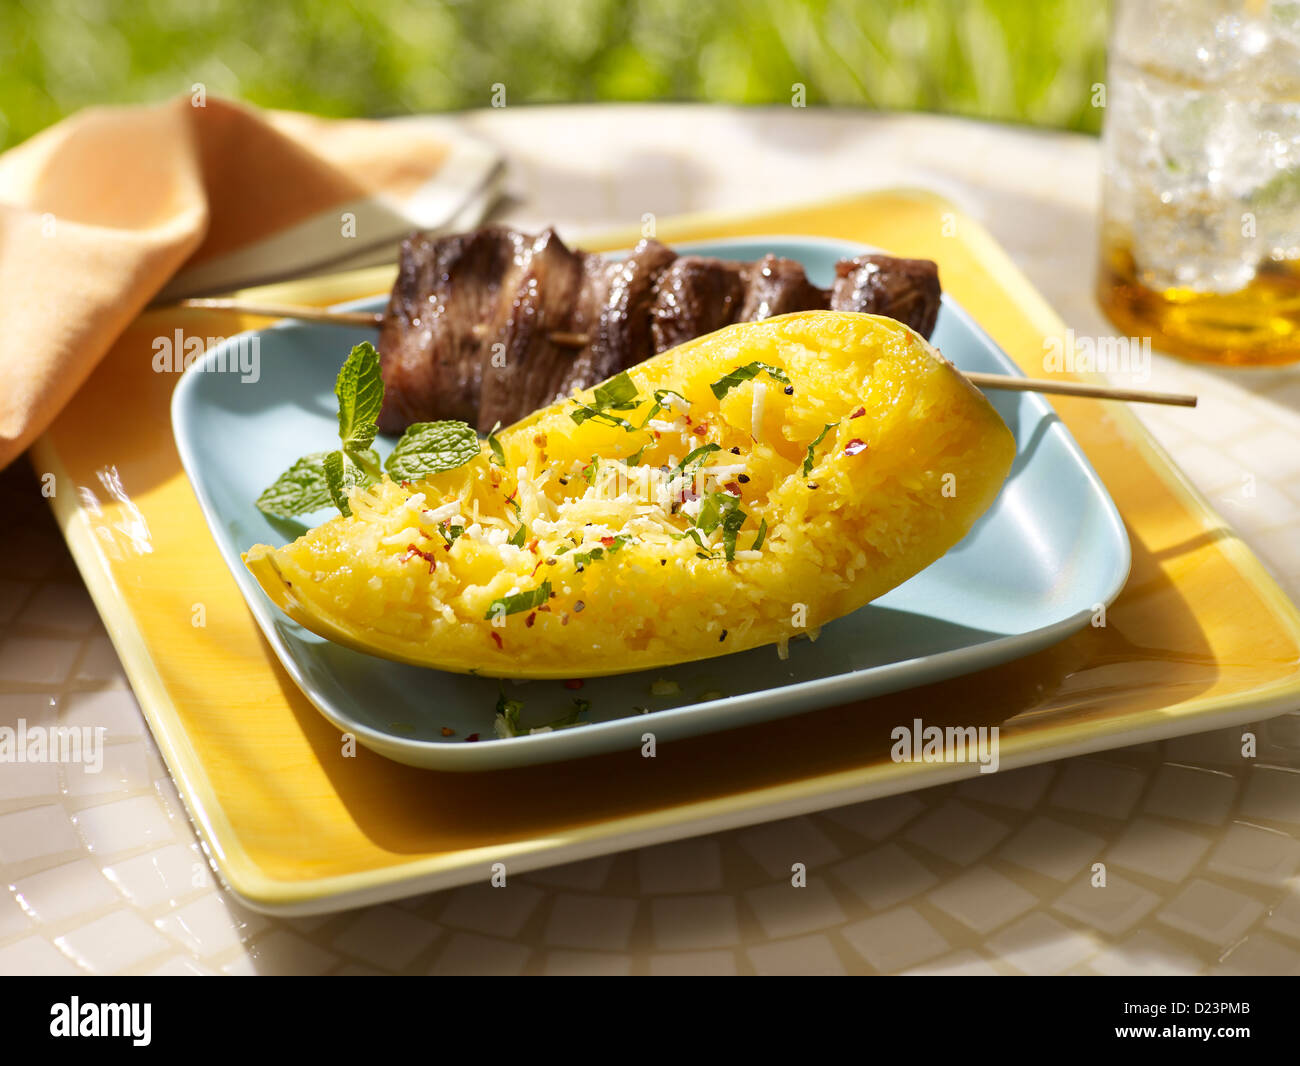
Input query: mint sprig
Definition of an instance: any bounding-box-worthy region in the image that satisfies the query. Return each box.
[256,342,487,519]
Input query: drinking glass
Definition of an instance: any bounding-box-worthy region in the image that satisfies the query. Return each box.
[1097,0,1300,365]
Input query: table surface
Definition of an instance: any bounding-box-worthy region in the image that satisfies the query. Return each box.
[2,105,1299,976]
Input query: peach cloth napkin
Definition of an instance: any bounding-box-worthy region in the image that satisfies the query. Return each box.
[0,95,502,470]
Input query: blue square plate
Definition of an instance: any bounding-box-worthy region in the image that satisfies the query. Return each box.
[172,236,1130,771]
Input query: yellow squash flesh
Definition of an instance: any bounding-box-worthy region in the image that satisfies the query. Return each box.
[244,311,1016,678]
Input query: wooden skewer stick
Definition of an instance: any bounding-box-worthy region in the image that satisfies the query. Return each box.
[962,373,1197,408]
[178,298,384,328]
[175,300,1197,408]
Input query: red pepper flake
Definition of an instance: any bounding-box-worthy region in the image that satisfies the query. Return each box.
[465,733,480,743]
[692,423,708,437]
[528,539,540,554]
[724,481,742,496]
[845,438,869,456]
[441,727,455,737]
[533,433,548,447]
[400,543,438,573]
[490,631,503,649]
[400,480,413,490]
[525,612,536,628]
[564,679,584,690]
[537,604,552,613]
[683,415,693,425]
[850,406,866,419]
[600,536,615,547]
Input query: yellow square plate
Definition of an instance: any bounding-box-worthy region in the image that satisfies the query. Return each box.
[33,191,1300,914]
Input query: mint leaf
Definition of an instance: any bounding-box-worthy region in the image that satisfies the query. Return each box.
[710,362,790,400]
[385,421,481,481]
[485,581,551,621]
[335,342,383,455]
[322,449,376,518]
[256,452,333,519]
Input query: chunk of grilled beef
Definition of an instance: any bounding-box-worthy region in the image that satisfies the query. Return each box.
[831,255,942,340]
[378,227,678,434]
[650,254,830,352]
[377,228,942,433]
[377,227,524,433]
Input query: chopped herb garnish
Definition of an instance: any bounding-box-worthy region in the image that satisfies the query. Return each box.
[751,517,767,551]
[486,422,506,466]
[496,694,592,738]
[571,371,643,429]
[571,535,631,567]
[671,528,714,556]
[672,443,721,476]
[593,371,639,409]
[710,361,790,400]
[638,387,689,427]
[694,491,726,534]
[485,581,552,621]
[720,503,747,561]
[580,454,599,484]
[494,692,525,738]
[625,443,649,467]
[437,522,465,547]
[508,523,528,547]
[570,405,636,429]
[803,423,836,476]
[691,490,747,560]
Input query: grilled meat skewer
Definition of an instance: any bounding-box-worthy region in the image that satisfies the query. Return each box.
[376,227,942,434]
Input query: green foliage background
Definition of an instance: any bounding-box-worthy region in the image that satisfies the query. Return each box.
[0,0,1110,150]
